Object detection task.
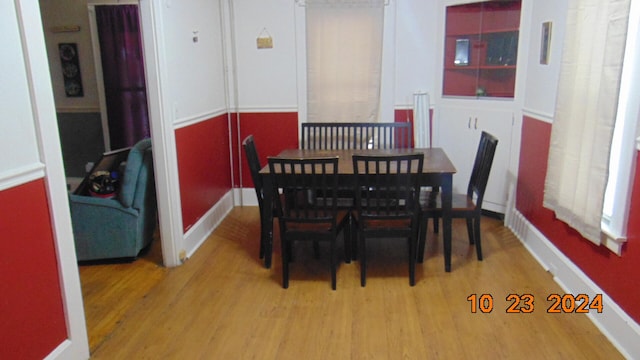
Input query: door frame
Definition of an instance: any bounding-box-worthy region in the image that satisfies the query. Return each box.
[86,0,183,267]
[17,1,89,358]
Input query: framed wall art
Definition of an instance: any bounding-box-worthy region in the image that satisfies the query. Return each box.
[58,43,84,97]
[540,21,552,65]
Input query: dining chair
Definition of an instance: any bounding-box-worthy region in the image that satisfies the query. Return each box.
[352,153,424,286]
[242,135,278,268]
[417,131,498,263]
[267,156,352,290]
[302,122,413,212]
[301,122,413,150]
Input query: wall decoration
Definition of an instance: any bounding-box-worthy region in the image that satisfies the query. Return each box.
[540,21,552,65]
[58,43,84,97]
[256,28,273,49]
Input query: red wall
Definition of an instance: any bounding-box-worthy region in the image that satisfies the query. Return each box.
[516,116,640,323]
[394,108,434,148]
[0,179,67,359]
[234,111,416,189]
[176,115,232,232]
[234,112,299,188]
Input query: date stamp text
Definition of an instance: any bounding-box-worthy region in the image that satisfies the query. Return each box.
[466,293,603,314]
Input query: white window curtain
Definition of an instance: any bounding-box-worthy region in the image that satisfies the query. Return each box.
[544,0,631,244]
[305,0,385,123]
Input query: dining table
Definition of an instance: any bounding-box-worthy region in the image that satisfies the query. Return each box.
[258,147,457,272]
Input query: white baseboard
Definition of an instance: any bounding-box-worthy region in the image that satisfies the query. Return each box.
[234,187,259,207]
[506,209,640,359]
[183,191,234,260]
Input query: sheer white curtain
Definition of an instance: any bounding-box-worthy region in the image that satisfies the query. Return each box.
[544,0,631,244]
[305,0,385,123]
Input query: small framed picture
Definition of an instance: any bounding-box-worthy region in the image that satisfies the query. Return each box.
[540,21,552,65]
[454,38,470,66]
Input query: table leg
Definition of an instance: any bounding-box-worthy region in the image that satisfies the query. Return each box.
[441,174,452,272]
[261,175,274,269]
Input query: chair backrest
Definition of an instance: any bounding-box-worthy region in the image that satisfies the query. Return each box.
[267,156,340,229]
[301,122,412,150]
[119,138,154,209]
[467,131,498,208]
[242,135,265,209]
[352,154,424,220]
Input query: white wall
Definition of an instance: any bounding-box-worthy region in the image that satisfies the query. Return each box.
[394,0,438,107]
[229,0,439,114]
[39,0,100,112]
[160,0,228,123]
[523,0,568,120]
[40,0,229,121]
[3,1,89,358]
[1,1,41,176]
[230,0,299,111]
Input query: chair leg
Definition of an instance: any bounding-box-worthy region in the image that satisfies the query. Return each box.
[408,235,416,286]
[330,240,337,290]
[351,215,359,261]
[286,238,294,263]
[343,217,352,264]
[359,233,367,287]
[433,216,439,234]
[282,238,289,289]
[265,235,273,269]
[474,216,483,261]
[313,240,321,259]
[466,217,474,244]
[417,216,428,263]
[259,224,265,259]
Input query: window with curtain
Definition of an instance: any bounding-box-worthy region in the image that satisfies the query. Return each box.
[96,5,150,150]
[544,0,631,246]
[602,0,640,254]
[304,0,385,123]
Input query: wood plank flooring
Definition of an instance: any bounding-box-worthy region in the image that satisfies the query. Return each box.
[80,206,623,359]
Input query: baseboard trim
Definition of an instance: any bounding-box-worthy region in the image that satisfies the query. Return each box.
[506,209,640,359]
[183,191,234,260]
[234,187,259,207]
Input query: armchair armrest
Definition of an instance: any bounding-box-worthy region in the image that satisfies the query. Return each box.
[69,194,138,217]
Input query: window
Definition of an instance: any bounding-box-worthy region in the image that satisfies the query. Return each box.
[302,0,385,123]
[602,0,640,254]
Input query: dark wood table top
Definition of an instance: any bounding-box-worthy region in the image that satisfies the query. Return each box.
[260,147,457,175]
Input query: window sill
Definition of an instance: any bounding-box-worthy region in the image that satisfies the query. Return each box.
[601,222,626,256]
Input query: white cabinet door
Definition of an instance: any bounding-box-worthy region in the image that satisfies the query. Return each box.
[436,104,513,214]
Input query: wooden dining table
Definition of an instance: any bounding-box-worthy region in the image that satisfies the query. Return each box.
[259,147,457,272]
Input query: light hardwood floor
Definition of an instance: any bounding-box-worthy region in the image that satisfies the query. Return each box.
[80,206,623,359]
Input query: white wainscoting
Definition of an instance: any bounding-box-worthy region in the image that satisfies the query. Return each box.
[182,190,235,262]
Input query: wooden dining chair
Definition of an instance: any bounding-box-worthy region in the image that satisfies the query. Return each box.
[301,122,413,150]
[417,131,498,263]
[301,122,413,211]
[352,153,424,286]
[242,135,278,268]
[267,156,352,290]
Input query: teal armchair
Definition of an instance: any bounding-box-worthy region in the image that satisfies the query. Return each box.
[70,138,157,262]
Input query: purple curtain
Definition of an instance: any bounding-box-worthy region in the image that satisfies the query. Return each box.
[96,5,150,150]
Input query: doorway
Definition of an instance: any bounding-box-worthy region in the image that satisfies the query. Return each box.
[89,4,150,151]
[39,1,166,351]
